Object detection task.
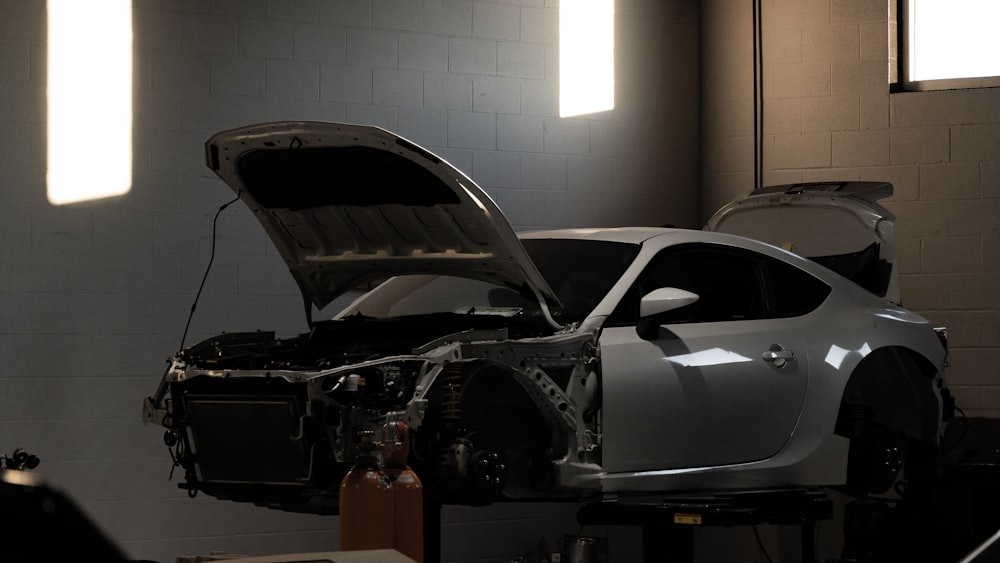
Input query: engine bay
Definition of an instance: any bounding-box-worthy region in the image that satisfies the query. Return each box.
[145,314,601,511]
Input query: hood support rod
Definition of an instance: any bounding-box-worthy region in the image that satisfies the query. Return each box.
[527,282,563,330]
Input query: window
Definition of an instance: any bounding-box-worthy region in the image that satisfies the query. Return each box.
[895,0,1000,91]
[608,244,830,325]
[765,258,832,318]
[47,0,133,204]
[559,0,615,117]
[523,238,639,321]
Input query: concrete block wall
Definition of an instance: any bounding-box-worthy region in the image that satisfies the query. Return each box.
[701,0,1000,421]
[0,0,696,561]
[700,1,1000,560]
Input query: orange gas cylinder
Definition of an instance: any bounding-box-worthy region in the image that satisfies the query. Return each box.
[339,453,394,551]
[382,420,424,563]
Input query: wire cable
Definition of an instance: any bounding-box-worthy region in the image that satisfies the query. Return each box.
[752,0,764,190]
[753,525,776,563]
[752,0,759,191]
[757,0,764,188]
[177,192,242,353]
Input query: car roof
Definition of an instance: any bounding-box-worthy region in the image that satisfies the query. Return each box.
[517,226,774,250]
[517,226,679,244]
[517,226,830,277]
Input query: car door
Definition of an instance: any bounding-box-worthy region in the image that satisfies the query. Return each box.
[598,243,829,473]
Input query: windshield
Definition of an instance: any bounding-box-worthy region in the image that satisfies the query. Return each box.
[337,238,640,323]
[340,274,536,319]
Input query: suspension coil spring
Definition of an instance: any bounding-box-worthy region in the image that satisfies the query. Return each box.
[440,365,463,420]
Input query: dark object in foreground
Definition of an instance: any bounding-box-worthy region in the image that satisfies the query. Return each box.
[1,448,39,471]
[0,470,128,563]
[577,489,833,563]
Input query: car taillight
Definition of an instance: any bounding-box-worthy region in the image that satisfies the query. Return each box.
[933,326,948,356]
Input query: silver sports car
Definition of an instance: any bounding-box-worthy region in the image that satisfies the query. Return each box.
[143,122,949,512]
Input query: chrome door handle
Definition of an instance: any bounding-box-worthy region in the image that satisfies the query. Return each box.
[762,346,794,368]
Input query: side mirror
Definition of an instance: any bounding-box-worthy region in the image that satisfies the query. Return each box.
[639,287,699,318]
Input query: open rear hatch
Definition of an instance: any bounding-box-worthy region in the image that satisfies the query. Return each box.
[706,181,899,303]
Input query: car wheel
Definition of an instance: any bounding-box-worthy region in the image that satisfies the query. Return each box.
[845,424,906,495]
[837,348,942,496]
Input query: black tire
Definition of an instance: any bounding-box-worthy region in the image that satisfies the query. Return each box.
[837,348,942,496]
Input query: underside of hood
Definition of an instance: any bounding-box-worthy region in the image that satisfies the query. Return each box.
[204,121,560,317]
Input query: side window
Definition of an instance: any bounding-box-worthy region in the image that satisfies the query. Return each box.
[610,245,766,325]
[765,258,831,317]
[608,244,831,326]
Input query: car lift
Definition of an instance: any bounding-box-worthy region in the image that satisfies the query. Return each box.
[576,489,834,563]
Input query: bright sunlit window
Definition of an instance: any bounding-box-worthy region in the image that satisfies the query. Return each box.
[47,0,133,205]
[559,0,614,118]
[901,0,1000,89]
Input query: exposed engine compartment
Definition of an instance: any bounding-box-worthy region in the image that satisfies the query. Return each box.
[179,313,553,371]
[143,314,601,512]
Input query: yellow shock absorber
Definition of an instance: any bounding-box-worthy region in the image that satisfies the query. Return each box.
[440,365,463,420]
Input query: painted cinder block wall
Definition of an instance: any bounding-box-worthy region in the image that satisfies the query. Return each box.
[0,0,696,561]
[698,1,1000,561]
[702,0,1000,420]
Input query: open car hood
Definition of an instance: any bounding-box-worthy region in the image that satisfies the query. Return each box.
[706,181,899,303]
[205,121,561,320]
